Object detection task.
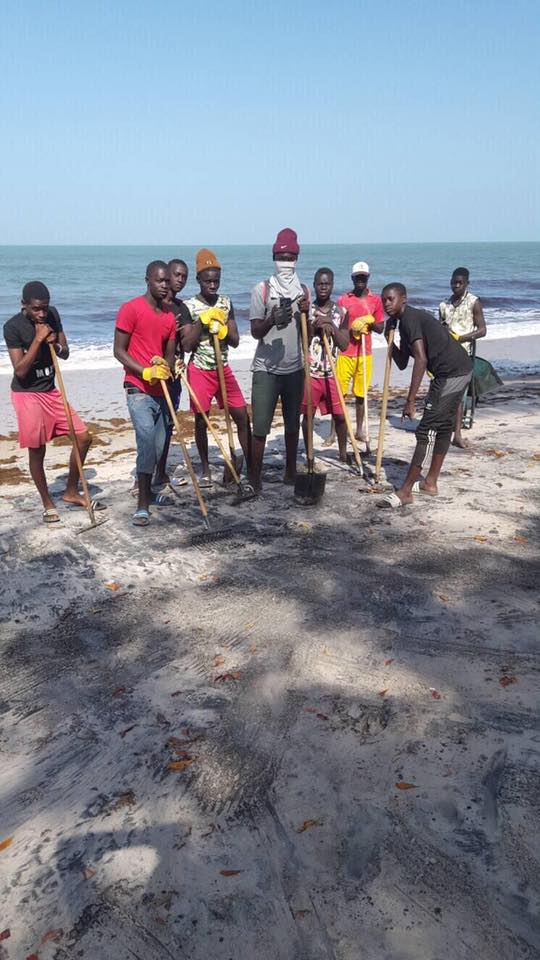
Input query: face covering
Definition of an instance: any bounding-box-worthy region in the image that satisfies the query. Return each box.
[269,260,303,299]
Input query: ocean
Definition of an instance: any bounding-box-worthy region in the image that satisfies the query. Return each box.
[1,242,538,374]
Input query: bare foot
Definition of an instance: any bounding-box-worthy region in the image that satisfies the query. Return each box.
[322,435,336,447]
[452,436,469,449]
[395,489,414,505]
[355,431,367,443]
[61,491,87,507]
[416,480,438,497]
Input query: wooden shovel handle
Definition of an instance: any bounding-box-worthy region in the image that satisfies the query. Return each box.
[300,312,314,464]
[48,343,96,526]
[212,334,236,454]
[160,379,209,522]
[178,368,241,485]
[321,333,363,473]
[375,327,395,481]
[361,333,370,444]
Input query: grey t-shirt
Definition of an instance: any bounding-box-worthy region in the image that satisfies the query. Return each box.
[249,281,307,375]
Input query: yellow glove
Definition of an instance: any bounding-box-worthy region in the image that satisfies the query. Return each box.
[449,330,460,341]
[210,320,228,339]
[351,315,374,339]
[200,307,227,327]
[142,364,171,383]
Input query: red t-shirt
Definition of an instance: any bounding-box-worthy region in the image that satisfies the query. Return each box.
[337,290,384,357]
[116,296,176,396]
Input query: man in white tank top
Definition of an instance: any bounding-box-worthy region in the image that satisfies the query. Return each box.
[439,267,486,447]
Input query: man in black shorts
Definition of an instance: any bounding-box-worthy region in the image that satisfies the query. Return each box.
[379,283,473,508]
[248,228,310,493]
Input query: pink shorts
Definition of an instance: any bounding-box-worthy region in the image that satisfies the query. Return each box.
[187,363,246,414]
[11,389,87,449]
[301,376,344,416]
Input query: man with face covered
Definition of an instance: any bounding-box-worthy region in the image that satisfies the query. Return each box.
[248,228,310,493]
[113,260,176,525]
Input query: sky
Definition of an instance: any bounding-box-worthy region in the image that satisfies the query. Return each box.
[1,0,539,244]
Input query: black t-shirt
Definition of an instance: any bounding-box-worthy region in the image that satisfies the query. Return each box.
[169,299,192,358]
[3,307,63,393]
[398,305,473,378]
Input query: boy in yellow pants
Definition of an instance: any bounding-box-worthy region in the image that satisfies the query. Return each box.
[325,261,384,446]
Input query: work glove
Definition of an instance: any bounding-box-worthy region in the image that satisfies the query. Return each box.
[351,315,374,339]
[210,320,228,339]
[200,307,227,327]
[142,363,172,384]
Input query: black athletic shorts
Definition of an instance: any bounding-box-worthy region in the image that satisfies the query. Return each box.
[251,368,304,436]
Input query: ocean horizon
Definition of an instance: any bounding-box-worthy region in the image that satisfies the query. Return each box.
[1,242,539,374]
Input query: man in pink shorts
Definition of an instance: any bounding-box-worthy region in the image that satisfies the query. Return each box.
[3,281,99,523]
[182,249,251,485]
[301,268,350,462]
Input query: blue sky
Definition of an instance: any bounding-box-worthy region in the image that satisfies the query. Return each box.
[1,0,538,243]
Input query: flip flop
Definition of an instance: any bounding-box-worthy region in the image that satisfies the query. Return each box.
[43,508,61,524]
[132,508,150,526]
[377,491,408,509]
[170,476,188,488]
[412,480,438,497]
[153,493,175,507]
[199,475,213,489]
[65,498,107,512]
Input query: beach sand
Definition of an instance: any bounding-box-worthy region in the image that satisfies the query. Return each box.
[1,338,540,958]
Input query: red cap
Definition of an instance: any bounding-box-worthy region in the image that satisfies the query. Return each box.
[272,228,299,256]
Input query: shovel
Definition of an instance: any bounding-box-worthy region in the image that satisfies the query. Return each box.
[321,332,365,477]
[48,344,109,534]
[294,312,327,505]
[178,367,256,503]
[375,327,395,482]
[361,333,371,456]
[213,333,244,481]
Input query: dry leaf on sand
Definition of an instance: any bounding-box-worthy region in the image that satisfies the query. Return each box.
[168,759,196,771]
[220,869,242,876]
[0,837,13,852]
[42,929,63,943]
[297,819,322,833]
[499,675,518,688]
[395,782,417,790]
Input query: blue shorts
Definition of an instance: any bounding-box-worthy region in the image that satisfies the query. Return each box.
[126,389,171,475]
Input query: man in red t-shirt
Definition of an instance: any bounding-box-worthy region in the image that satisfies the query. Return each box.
[325,261,384,447]
[113,261,177,526]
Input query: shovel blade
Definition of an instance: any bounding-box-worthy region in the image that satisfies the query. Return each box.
[293,469,327,505]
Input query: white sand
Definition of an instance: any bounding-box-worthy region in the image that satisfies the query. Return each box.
[1,339,540,958]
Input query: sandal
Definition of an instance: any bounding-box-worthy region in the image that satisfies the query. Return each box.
[43,508,61,524]
[377,491,408,509]
[132,508,151,526]
[411,481,438,497]
[153,493,175,507]
[65,498,107,511]
[199,474,213,489]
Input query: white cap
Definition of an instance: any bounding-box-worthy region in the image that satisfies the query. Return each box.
[352,261,370,275]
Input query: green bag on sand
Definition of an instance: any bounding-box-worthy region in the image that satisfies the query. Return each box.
[473,356,503,397]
